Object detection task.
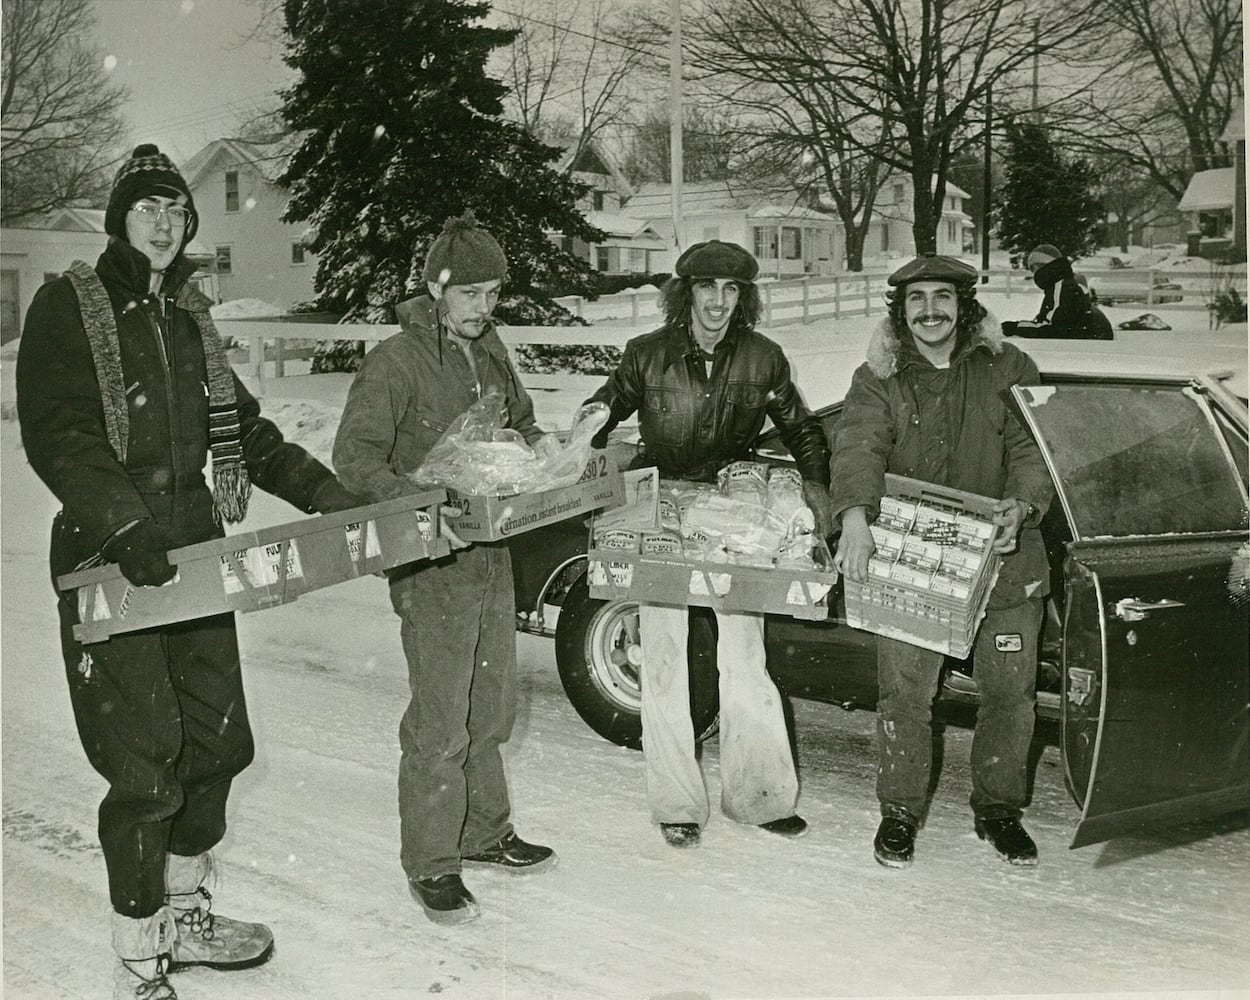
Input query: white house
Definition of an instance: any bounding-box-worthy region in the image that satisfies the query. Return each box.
[0,208,213,344]
[620,180,843,276]
[181,137,318,310]
[846,176,975,264]
[547,139,667,275]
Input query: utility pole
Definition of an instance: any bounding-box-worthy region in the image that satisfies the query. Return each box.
[981,84,992,279]
[669,0,684,256]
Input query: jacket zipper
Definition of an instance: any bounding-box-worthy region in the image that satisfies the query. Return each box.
[145,295,181,493]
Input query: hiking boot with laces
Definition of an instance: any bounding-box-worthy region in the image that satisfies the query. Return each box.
[114,955,178,1000]
[166,886,274,970]
[111,909,178,1000]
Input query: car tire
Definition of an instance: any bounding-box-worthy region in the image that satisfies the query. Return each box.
[554,576,720,750]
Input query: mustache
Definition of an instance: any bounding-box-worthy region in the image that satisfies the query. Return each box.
[915,313,952,323]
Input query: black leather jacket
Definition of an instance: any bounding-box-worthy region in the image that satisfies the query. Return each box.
[589,320,830,485]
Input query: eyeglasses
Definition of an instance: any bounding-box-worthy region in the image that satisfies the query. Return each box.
[129,201,191,228]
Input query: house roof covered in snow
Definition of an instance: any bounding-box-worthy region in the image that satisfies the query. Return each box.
[585,212,666,246]
[182,135,305,189]
[1178,168,1235,212]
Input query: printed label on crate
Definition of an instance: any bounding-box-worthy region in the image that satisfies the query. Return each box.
[219,541,305,594]
[497,492,603,536]
[80,584,112,622]
[344,521,384,563]
[688,569,732,597]
[786,579,830,606]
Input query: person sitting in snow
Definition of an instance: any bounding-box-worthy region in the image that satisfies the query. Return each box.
[15,143,362,1000]
[1002,243,1114,340]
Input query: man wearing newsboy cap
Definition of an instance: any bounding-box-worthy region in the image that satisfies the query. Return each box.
[829,253,1054,870]
[588,240,834,849]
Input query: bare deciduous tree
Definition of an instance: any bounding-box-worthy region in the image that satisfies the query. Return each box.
[1,0,129,222]
[671,0,1105,254]
[495,0,648,168]
[1058,0,1242,202]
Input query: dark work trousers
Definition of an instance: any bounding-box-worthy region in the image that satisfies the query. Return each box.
[55,596,254,918]
[389,543,517,881]
[876,596,1041,823]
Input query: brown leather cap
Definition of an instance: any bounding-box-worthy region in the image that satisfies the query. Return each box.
[887,253,978,287]
[674,240,759,281]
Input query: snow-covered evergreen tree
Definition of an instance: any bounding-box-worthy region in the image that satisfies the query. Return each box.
[994,120,1103,266]
[278,0,602,322]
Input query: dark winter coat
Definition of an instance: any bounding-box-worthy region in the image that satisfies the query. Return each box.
[587,319,831,485]
[16,238,339,568]
[1004,256,1114,340]
[333,294,542,501]
[829,311,1055,608]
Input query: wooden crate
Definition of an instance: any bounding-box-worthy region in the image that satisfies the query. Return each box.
[843,474,1002,658]
[58,491,450,644]
[587,535,838,621]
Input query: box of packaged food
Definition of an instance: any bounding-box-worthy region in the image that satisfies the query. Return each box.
[58,490,451,644]
[585,469,838,620]
[442,450,624,541]
[843,474,1001,657]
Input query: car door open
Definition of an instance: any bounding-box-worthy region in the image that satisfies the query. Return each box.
[1012,377,1250,848]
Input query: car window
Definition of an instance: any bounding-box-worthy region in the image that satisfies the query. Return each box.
[1015,382,1248,538]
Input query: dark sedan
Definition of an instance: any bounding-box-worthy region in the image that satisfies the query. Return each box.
[508,368,1250,847]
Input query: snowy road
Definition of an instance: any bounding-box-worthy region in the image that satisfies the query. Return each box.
[4,417,1250,999]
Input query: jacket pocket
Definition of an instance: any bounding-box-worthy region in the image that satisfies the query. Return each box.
[640,387,692,447]
[723,380,769,447]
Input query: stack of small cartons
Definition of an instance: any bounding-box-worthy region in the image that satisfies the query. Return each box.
[843,474,1001,657]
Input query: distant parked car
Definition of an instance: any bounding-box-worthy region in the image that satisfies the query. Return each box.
[1093,275,1184,306]
[508,366,1249,849]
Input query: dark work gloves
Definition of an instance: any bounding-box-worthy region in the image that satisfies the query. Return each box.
[312,478,366,515]
[102,519,177,587]
[802,481,837,540]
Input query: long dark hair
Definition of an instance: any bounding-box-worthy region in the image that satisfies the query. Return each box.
[660,276,763,330]
[886,282,987,343]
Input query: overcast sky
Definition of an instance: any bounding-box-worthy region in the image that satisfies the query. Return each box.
[93,0,293,165]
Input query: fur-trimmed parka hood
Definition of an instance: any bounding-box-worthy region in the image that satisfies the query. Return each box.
[864,308,1005,379]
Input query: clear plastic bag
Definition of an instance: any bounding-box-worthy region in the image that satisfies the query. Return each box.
[412,391,610,495]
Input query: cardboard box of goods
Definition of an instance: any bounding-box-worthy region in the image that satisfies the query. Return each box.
[441,450,624,541]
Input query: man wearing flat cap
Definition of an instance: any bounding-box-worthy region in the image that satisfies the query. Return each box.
[334,211,559,926]
[829,253,1054,870]
[588,239,834,849]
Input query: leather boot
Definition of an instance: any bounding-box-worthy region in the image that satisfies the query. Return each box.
[975,816,1038,866]
[873,815,918,868]
[165,852,274,971]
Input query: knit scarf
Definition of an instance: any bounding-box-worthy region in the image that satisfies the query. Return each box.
[66,260,251,524]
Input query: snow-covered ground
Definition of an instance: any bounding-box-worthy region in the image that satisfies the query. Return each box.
[3,305,1249,1000]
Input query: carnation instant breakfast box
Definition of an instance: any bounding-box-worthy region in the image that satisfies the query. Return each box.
[586,468,839,620]
[441,449,624,541]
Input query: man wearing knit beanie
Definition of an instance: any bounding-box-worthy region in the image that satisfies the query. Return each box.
[17,142,363,999]
[333,210,560,926]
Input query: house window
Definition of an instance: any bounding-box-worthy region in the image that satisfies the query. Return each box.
[215,246,233,275]
[225,171,240,213]
[948,220,957,243]
[752,226,777,259]
[880,222,890,252]
[291,243,306,265]
[596,247,610,271]
[893,182,905,204]
[593,190,605,211]
[626,247,647,272]
[781,226,802,259]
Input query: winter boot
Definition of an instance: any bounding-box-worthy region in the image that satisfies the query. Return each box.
[165,851,275,971]
[111,909,178,1000]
